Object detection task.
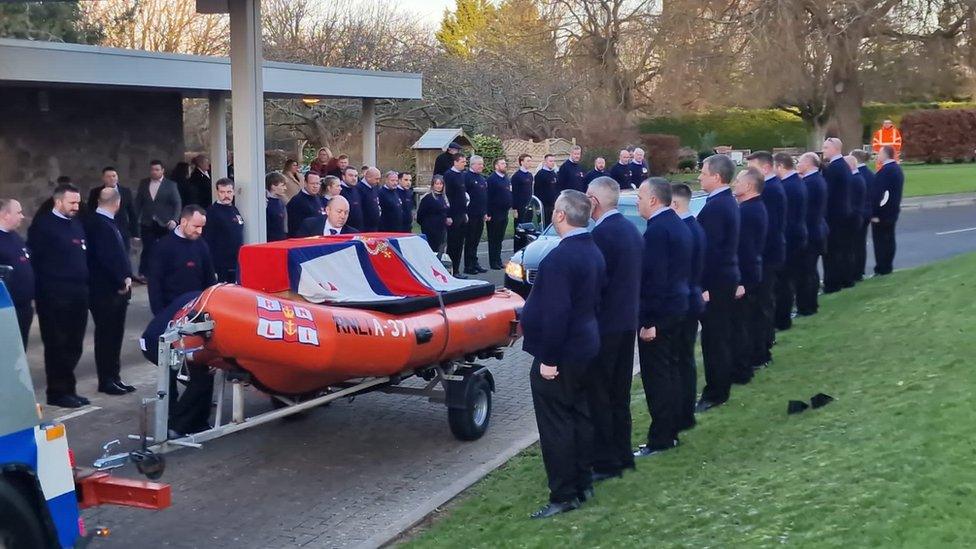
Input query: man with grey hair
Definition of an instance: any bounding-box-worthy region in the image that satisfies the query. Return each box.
[463,155,489,274]
[520,189,605,518]
[0,198,34,347]
[821,137,852,292]
[695,154,741,412]
[584,176,643,479]
[630,147,650,190]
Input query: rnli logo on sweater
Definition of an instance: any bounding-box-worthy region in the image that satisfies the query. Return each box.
[256,296,319,346]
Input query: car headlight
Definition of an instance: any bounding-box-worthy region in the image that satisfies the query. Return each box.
[505,260,525,281]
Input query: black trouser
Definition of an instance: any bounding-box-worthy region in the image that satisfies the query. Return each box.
[423,228,445,256]
[731,289,760,383]
[463,216,485,271]
[486,213,508,267]
[446,218,467,273]
[90,291,130,387]
[169,363,215,435]
[823,221,848,292]
[756,265,779,363]
[139,224,168,277]
[15,302,33,350]
[515,205,533,225]
[36,290,88,399]
[700,284,736,404]
[638,317,682,448]
[676,315,699,431]
[873,219,897,275]
[853,218,870,280]
[530,359,592,503]
[795,246,822,315]
[585,330,636,475]
[775,249,804,330]
[845,216,863,286]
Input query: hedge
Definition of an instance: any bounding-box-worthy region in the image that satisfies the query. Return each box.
[901,109,976,163]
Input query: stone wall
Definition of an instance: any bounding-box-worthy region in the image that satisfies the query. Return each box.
[0,86,185,220]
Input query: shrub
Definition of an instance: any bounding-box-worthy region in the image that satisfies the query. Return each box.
[641,133,680,176]
[640,109,808,151]
[471,134,505,167]
[677,158,698,171]
[901,109,976,163]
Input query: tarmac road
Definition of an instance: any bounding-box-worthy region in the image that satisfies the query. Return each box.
[20,202,976,548]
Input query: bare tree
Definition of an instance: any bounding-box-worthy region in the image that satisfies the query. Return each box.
[80,0,228,55]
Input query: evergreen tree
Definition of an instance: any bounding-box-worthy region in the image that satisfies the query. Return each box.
[435,0,497,58]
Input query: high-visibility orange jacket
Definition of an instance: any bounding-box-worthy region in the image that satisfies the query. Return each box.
[872,126,903,154]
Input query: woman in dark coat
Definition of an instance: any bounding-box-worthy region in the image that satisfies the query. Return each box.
[416,175,451,257]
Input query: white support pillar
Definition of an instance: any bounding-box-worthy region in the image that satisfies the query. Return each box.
[229,0,266,244]
[208,91,228,184]
[361,98,377,167]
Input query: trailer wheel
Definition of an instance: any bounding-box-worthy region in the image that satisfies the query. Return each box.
[447,375,492,441]
[0,479,48,549]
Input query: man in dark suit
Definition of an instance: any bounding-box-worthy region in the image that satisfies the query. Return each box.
[844,155,867,287]
[695,154,740,412]
[358,167,383,232]
[486,158,513,270]
[731,168,768,383]
[203,178,245,283]
[670,184,705,432]
[634,178,692,457]
[181,155,213,208]
[821,138,851,293]
[796,152,828,316]
[871,145,904,275]
[463,156,489,274]
[379,170,404,232]
[444,153,469,278]
[583,176,643,480]
[298,195,359,237]
[134,160,182,282]
[521,189,605,519]
[745,151,784,366]
[534,154,558,225]
[851,150,876,280]
[433,142,461,177]
[511,154,534,226]
[87,166,139,255]
[773,153,807,331]
[85,187,135,395]
[0,198,34,348]
[557,145,585,193]
[286,172,325,237]
[609,149,633,191]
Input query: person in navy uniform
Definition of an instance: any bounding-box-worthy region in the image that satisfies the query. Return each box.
[772,153,807,331]
[357,167,382,232]
[0,198,34,348]
[583,157,608,187]
[521,190,605,519]
[583,176,643,480]
[609,149,633,191]
[844,155,867,287]
[148,206,217,315]
[851,150,875,281]
[745,151,785,366]
[629,147,650,190]
[286,172,325,237]
[378,171,404,232]
[339,167,364,232]
[85,187,136,395]
[433,142,462,177]
[486,158,513,270]
[633,178,692,457]
[417,175,450,256]
[463,156,489,274]
[534,154,558,225]
[670,184,705,432]
[444,153,469,278]
[87,166,139,256]
[28,183,91,408]
[557,145,585,193]
[298,195,358,236]
[731,168,768,383]
[796,152,828,316]
[821,138,851,293]
[397,172,415,232]
[265,172,288,242]
[203,178,245,283]
[871,145,904,275]
[695,154,740,412]
[511,153,534,226]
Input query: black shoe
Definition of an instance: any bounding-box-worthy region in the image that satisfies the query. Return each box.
[633,439,678,458]
[47,394,84,408]
[463,268,480,275]
[98,382,128,395]
[475,265,489,274]
[490,263,503,270]
[591,471,621,483]
[677,418,697,432]
[453,272,469,279]
[578,487,595,502]
[530,499,580,519]
[116,381,137,393]
[75,394,91,406]
[695,399,723,413]
[753,361,770,371]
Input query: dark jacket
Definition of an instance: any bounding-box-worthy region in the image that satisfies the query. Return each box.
[823,156,851,225]
[203,202,245,277]
[357,181,381,232]
[521,231,605,367]
[803,172,829,252]
[87,185,138,242]
[417,192,449,239]
[511,169,534,210]
[84,211,131,296]
[486,171,513,218]
[378,186,404,232]
[591,211,643,334]
[848,172,866,226]
[27,211,88,296]
[286,190,325,237]
[135,178,182,231]
[858,165,877,220]
[464,171,488,219]
[266,195,287,242]
[444,168,468,222]
[556,160,584,193]
[609,163,633,190]
[640,209,692,327]
[629,161,649,189]
[583,169,608,187]
[339,183,364,232]
[782,173,808,253]
[0,229,34,306]
[148,231,216,314]
[760,176,787,267]
[697,188,740,289]
[533,168,558,211]
[737,196,768,289]
[397,187,415,232]
[683,214,706,318]
[874,161,905,223]
[297,218,358,238]
[181,168,212,208]
[433,151,455,177]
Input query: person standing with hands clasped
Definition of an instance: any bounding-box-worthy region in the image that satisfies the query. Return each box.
[521,190,605,519]
[203,178,245,283]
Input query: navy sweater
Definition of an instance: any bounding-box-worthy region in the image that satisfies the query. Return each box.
[357,181,381,232]
[148,231,216,314]
[591,212,643,334]
[266,196,287,242]
[683,215,706,317]
[27,211,88,296]
[521,232,605,367]
[823,156,852,224]
[630,161,649,189]
[858,165,877,219]
[465,171,488,218]
[397,187,415,232]
[486,171,513,218]
[583,169,608,187]
[533,168,557,210]
[737,196,768,289]
[696,188,740,289]
[511,169,534,210]
[874,162,905,222]
[378,186,404,232]
[287,191,325,237]
[0,229,34,306]
[204,202,244,276]
[640,209,692,327]
[609,163,633,190]
[781,173,808,253]
[760,176,787,267]
[84,212,131,296]
[340,183,364,232]
[444,168,468,221]
[416,192,449,238]
[803,172,829,252]
[556,160,584,193]
[848,172,866,226]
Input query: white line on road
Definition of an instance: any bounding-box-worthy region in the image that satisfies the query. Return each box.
[53,406,102,422]
[936,226,976,236]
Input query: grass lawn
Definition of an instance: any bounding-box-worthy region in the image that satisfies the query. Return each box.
[403,252,976,548]
[900,162,976,197]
